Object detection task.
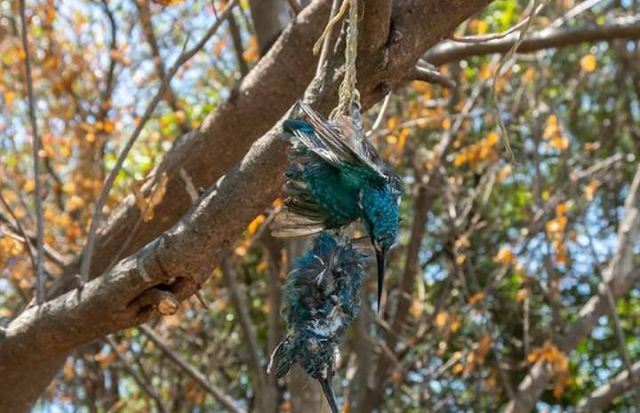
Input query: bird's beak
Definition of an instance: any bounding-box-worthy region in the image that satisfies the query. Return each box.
[319,376,340,413]
[375,246,387,314]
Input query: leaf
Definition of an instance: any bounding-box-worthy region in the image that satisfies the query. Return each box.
[583,179,601,201]
[434,311,448,328]
[468,292,486,305]
[247,214,266,236]
[386,117,399,130]
[242,37,259,63]
[497,164,512,182]
[580,54,597,73]
[4,91,15,108]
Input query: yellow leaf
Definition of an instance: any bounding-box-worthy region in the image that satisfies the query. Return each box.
[454,235,470,249]
[4,91,15,108]
[555,202,568,216]
[397,128,410,151]
[242,37,259,63]
[434,311,448,328]
[23,180,35,192]
[546,216,567,236]
[247,214,266,235]
[485,132,499,145]
[580,54,597,73]
[497,164,512,182]
[468,292,486,305]
[584,141,600,152]
[386,117,398,130]
[63,360,75,381]
[409,299,423,318]
[523,67,536,83]
[256,260,269,272]
[516,288,528,302]
[479,64,493,81]
[441,117,451,130]
[103,120,114,133]
[476,20,489,35]
[583,179,601,201]
[452,363,464,375]
[550,136,569,150]
[476,334,492,361]
[411,81,431,94]
[493,246,515,265]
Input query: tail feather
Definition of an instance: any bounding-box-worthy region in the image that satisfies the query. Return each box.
[267,339,295,378]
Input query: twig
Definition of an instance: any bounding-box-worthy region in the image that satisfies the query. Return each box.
[134,0,189,133]
[106,336,168,413]
[425,15,640,66]
[492,0,545,163]
[79,0,239,284]
[450,2,545,43]
[139,325,246,413]
[220,259,271,405]
[18,0,45,304]
[286,0,303,14]
[366,92,391,137]
[586,230,640,410]
[550,0,605,28]
[227,10,250,77]
[0,192,37,275]
[409,65,456,89]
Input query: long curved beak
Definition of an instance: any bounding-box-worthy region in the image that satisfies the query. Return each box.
[319,376,340,413]
[376,246,386,314]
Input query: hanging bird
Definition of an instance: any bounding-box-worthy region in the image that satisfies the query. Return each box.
[273,101,402,310]
[268,232,367,413]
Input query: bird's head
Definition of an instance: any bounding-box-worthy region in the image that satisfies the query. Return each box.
[361,182,401,312]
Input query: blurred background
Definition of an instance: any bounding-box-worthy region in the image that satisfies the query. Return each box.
[1,0,640,411]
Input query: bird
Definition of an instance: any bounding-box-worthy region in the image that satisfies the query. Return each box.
[273,100,402,311]
[267,232,367,413]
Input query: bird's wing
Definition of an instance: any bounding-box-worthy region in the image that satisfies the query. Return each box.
[295,101,386,183]
[271,208,325,238]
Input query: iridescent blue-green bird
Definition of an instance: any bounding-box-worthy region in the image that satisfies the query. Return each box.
[267,232,367,413]
[273,101,402,310]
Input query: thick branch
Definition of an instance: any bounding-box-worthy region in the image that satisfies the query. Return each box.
[505,163,640,412]
[426,15,640,66]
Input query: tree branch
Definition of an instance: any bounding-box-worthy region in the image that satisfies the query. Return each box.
[134,0,190,132]
[426,15,640,66]
[505,162,640,412]
[140,326,246,413]
[79,0,239,284]
[577,361,640,413]
[18,0,45,304]
[1,1,495,410]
